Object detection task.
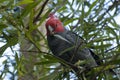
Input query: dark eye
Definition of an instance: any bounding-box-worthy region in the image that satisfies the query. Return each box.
[55,24,58,28]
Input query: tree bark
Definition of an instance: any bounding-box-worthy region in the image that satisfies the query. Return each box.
[18,1,48,80]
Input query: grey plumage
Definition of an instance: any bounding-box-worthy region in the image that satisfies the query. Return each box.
[47,30,98,68]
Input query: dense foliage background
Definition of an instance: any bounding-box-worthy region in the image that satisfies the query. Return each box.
[0,0,120,80]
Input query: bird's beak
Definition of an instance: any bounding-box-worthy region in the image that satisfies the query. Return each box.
[48,25,54,35]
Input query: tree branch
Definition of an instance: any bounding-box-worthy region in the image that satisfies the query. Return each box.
[105,45,118,53]
[33,0,49,23]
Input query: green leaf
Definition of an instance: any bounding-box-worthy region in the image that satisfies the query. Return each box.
[59,46,75,56]
[64,18,78,26]
[0,44,8,54]
[91,37,115,42]
[85,0,98,17]
[35,60,58,65]
[44,54,58,61]
[0,32,18,54]
[21,0,42,17]
[57,6,66,12]
[105,26,119,44]
[28,9,34,31]
[0,24,7,34]
[94,44,112,49]
[0,23,7,30]
[17,0,34,5]
[39,70,60,80]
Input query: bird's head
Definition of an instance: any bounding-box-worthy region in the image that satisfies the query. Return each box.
[45,13,65,35]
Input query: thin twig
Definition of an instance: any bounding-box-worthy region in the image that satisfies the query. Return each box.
[104,45,118,53]
[72,19,81,29]
[16,49,48,54]
[33,0,49,23]
[90,0,119,41]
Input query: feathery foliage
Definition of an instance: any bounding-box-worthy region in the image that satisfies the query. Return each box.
[0,0,120,80]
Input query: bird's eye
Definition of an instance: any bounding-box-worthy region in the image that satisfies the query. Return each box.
[55,24,58,28]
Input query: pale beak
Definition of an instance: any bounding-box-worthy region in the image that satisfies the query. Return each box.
[48,25,54,35]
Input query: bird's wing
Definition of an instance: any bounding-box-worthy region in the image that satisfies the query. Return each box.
[53,31,98,67]
[65,31,86,47]
[65,31,98,67]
